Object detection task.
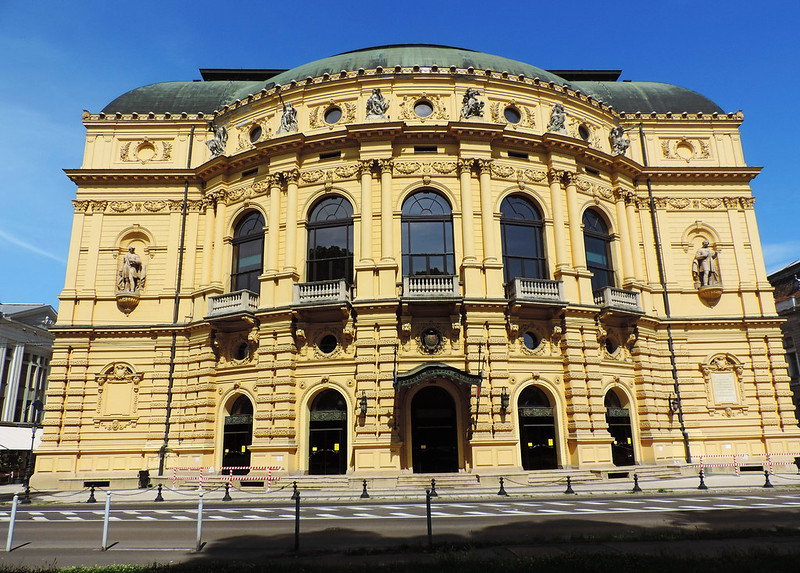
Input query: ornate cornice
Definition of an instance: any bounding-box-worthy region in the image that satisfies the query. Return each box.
[65,169,201,186]
[650,196,755,211]
[641,167,761,182]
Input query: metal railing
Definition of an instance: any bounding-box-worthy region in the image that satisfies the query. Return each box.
[207,289,259,318]
[506,277,565,304]
[402,275,460,299]
[593,287,641,313]
[293,279,350,305]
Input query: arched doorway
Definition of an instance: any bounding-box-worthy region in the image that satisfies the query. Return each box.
[222,395,253,473]
[517,386,558,470]
[605,389,635,466]
[309,389,347,475]
[410,385,459,473]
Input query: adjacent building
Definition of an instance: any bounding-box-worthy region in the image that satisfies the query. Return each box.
[33,45,800,489]
[768,261,800,421]
[0,303,55,482]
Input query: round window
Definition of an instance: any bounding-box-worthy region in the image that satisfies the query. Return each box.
[318,334,338,354]
[414,100,434,117]
[235,343,249,361]
[523,332,539,350]
[578,124,591,141]
[605,337,618,355]
[324,107,342,124]
[504,106,521,124]
[249,126,262,143]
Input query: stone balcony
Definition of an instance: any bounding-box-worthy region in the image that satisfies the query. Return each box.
[206,289,259,320]
[506,277,565,306]
[402,275,460,299]
[294,279,350,306]
[593,287,642,314]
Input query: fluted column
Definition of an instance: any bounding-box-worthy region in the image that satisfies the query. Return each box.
[547,170,569,270]
[458,159,477,262]
[477,160,498,263]
[360,160,374,263]
[379,159,394,262]
[283,170,299,272]
[266,176,281,274]
[614,188,634,284]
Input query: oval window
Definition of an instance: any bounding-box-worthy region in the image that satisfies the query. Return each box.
[324,107,342,124]
[318,334,338,354]
[523,332,539,350]
[504,106,521,124]
[414,100,434,117]
[249,126,262,143]
[578,124,591,141]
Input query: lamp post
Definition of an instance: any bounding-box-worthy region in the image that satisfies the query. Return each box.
[21,399,43,505]
[359,392,368,416]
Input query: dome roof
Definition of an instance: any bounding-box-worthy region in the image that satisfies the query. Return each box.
[101,44,723,115]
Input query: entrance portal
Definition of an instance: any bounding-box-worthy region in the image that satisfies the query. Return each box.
[518,386,558,470]
[309,389,347,475]
[605,390,635,466]
[222,395,253,473]
[410,386,459,473]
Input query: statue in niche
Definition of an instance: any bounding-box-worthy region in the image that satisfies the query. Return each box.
[460,87,484,119]
[205,124,227,157]
[610,126,630,156]
[692,240,721,288]
[118,246,145,292]
[547,103,567,135]
[366,88,390,119]
[277,102,298,134]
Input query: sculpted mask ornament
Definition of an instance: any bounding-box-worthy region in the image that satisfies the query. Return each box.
[365,88,390,119]
[460,87,484,119]
[609,126,630,156]
[547,103,567,135]
[205,124,227,158]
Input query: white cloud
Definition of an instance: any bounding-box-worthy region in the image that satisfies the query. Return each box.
[0,229,66,264]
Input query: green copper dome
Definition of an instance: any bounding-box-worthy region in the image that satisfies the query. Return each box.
[101,44,723,115]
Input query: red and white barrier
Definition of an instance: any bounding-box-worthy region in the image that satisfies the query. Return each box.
[693,452,800,475]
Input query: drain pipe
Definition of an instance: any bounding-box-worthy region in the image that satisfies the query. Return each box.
[159,125,195,475]
[637,123,691,463]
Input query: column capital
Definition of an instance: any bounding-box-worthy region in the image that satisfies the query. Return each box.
[377,158,394,173]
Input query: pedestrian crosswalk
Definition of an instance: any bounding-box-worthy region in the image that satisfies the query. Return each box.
[1,493,799,523]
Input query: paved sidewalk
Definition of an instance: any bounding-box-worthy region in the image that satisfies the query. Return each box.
[4,470,799,505]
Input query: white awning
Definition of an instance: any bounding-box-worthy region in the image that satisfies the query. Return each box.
[0,427,43,451]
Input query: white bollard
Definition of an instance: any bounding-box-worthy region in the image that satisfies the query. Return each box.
[5,494,18,552]
[101,491,111,550]
[195,488,204,552]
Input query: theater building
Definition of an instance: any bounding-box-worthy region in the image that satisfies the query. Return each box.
[33,45,800,489]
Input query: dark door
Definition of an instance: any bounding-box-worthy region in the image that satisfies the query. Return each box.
[605,391,635,466]
[309,389,347,475]
[518,386,558,470]
[222,395,253,474]
[411,386,459,473]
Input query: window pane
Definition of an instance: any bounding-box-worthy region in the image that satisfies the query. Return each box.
[409,221,444,252]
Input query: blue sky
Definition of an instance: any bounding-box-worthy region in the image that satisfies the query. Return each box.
[1,1,798,308]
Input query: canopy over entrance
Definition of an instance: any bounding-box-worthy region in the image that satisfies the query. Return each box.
[395,363,481,389]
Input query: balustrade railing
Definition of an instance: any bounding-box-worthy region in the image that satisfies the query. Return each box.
[593,287,641,313]
[506,277,565,304]
[402,275,460,299]
[294,279,350,305]
[207,290,259,318]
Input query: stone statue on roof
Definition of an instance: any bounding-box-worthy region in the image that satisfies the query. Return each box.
[366,88,390,119]
[277,102,299,134]
[610,126,630,156]
[460,87,484,119]
[547,103,567,135]
[206,124,227,157]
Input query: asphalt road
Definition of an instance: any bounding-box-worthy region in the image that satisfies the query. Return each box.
[2,491,800,568]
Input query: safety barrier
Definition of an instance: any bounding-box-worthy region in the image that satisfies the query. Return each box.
[693,452,800,475]
[170,465,283,490]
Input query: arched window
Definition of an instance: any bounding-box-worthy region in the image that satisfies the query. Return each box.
[401,191,455,276]
[583,209,614,291]
[500,195,547,283]
[307,197,354,283]
[231,211,265,292]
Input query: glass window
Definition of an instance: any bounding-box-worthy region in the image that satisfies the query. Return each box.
[307,197,353,283]
[500,196,546,283]
[231,211,265,293]
[401,191,455,276]
[583,209,614,291]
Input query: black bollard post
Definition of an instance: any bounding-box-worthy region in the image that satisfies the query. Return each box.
[290,480,299,501]
[87,485,97,504]
[294,491,300,552]
[429,478,438,497]
[697,469,708,490]
[222,482,232,501]
[154,483,164,502]
[497,477,508,496]
[763,469,774,489]
[564,475,575,495]
[632,473,642,493]
[425,489,432,547]
[360,479,370,499]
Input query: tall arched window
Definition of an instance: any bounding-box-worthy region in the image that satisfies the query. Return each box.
[307,197,354,283]
[401,191,455,276]
[500,195,547,283]
[231,211,265,292]
[583,209,614,292]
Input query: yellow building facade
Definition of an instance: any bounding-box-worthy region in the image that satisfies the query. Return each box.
[34,45,800,489]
